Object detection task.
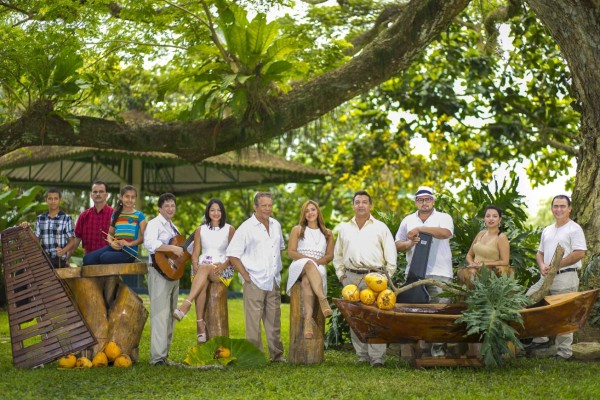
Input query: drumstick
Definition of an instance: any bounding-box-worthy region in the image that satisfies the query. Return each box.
[55,226,61,268]
[100,230,146,263]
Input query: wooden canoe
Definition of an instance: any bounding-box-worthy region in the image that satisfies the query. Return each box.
[333,289,599,344]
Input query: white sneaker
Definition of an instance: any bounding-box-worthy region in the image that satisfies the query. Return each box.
[430,346,446,357]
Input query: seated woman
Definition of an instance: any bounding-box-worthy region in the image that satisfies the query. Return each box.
[83,185,146,265]
[459,205,511,289]
[173,199,235,344]
[286,200,334,339]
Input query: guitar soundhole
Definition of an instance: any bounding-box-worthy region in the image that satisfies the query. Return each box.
[168,259,176,271]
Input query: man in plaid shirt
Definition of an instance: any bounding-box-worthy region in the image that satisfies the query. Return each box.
[22,188,75,268]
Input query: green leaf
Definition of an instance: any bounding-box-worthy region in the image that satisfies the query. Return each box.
[51,51,83,85]
[184,336,267,368]
[262,60,293,80]
[456,267,530,367]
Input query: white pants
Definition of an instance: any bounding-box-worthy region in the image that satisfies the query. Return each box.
[526,271,579,358]
[148,267,180,364]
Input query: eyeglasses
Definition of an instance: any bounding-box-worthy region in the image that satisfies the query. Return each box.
[416,197,434,204]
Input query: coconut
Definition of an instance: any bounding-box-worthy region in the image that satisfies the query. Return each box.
[113,354,132,368]
[75,356,93,368]
[214,346,231,359]
[92,351,108,368]
[359,288,377,305]
[57,354,77,369]
[342,284,360,302]
[376,289,396,310]
[104,341,121,362]
[365,272,388,292]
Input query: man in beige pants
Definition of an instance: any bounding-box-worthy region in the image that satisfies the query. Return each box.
[334,190,398,368]
[227,192,286,362]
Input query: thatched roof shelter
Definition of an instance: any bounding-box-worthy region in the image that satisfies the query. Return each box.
[0,146,328,195]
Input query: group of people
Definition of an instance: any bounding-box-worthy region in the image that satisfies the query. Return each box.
[21,181,587,366]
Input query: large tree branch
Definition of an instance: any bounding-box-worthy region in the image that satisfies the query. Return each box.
[0,0,471,161]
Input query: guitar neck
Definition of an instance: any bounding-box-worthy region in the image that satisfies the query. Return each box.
[181,233,195,250]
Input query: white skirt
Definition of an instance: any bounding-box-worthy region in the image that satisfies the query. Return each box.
[286,258,327,295]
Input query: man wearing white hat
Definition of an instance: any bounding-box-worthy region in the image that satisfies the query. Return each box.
[395,186,454,357]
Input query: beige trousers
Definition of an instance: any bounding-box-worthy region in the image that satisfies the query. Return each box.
[148,267,180,364]
[243,279,285,361]
[344,271,386,365]
[526,271,579,358]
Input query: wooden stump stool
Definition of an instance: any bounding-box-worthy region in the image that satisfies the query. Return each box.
[205,281,229,339]
[288,282,325,364]
[57,263,149,361]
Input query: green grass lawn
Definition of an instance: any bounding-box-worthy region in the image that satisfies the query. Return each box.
[1,296,600,399]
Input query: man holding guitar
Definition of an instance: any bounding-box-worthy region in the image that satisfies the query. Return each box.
[143,193,185,366]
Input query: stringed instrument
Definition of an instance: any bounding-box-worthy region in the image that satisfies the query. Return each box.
[152,233,195,280]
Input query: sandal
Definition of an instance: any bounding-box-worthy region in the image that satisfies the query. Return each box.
[304,318,315,339]
[319,297,333,317]
[173,299,192,321]
[196,319,207,344]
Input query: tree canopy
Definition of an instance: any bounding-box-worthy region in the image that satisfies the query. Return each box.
[1,0,599,265]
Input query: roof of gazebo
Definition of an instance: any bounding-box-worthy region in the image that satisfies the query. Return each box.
[0,146,328,195]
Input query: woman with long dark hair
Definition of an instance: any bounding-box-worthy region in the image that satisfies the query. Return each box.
[459,205,511,287]
[82,185,146,265]
[173,199,235,344]
[286,200,334,339]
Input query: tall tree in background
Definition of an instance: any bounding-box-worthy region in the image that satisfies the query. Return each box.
[0,0,598,277]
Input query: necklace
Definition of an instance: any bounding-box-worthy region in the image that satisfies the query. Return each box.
[306,227,324,247]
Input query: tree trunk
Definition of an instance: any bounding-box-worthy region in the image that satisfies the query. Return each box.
[526,0,600,286]
[288,283,325,364]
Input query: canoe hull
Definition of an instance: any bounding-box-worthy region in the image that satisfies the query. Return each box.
[333,289,599,344]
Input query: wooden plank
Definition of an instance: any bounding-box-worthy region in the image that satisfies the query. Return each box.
[46,320,86,338]
[55,267,82,279]
[8,298,44,314]
[82,262,148,277]
[415,356,484,368]
[6,273,36,290]
[13,337,59,359]
[8,288,40,304]
[12,320,53,342]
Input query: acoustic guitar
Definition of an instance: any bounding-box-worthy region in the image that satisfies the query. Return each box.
[152,234,195,281]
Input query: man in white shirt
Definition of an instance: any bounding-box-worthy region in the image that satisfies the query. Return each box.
[227,192,286,362]
[395,185,453,357]
[525,194,587,360]
[144,193,185,366]
[334,190,397,368]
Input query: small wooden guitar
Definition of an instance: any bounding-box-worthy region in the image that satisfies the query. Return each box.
[152,234,195,280]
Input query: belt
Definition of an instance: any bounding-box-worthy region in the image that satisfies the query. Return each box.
[346,268,381,275]
[557,267,577,275]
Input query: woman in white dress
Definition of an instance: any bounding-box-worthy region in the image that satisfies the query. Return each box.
[173,199,235,344]
[287,200,334,339]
